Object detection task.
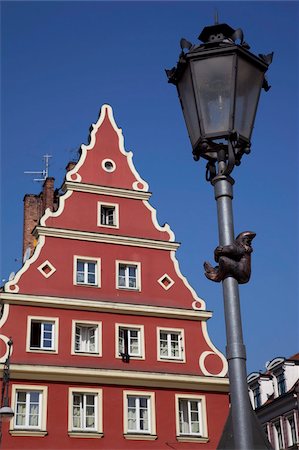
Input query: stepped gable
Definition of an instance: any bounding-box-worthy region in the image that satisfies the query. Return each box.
[5,105,206,311]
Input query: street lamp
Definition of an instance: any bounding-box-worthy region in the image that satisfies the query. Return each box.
[166,21,273,450]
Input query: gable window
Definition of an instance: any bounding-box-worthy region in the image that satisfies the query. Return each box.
[175,395,208,442]
[27,316,58,353]
[74,256,101,287]
[72,321,102,356]
[117,261,140,290]
[123,391,156,439]
[158,328,184,361]
[68,388,103,437]
[117,325,144,360]
[10,385,48,435]
[97,201,119,228]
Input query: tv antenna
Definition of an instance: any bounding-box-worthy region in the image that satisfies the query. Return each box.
[24,154,52,182]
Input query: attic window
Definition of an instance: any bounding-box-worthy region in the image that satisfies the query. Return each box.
[158,274,174,291]
[37,260,56,278]
[102,159,116,173]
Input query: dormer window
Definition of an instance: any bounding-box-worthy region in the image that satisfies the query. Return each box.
[252,384,261,408]
[276,371,286,396]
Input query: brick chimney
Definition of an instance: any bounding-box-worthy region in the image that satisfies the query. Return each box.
[22,177,56,260]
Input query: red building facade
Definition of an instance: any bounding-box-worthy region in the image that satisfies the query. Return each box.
[0,105,229,449]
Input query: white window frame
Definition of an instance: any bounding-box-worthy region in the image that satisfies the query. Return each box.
[97,201,119,228]
[286,413,298,447]
[123,390,156,439]
[26,316,58,353]
[273,419,284,450]
[175,394,208,442]
[73,256,101,287]
[68,388,103,437]
[115,323,145,360]
[71,320,102,357]
[10,385,48,435]
[116,260,141,291]
[157,327,185,362]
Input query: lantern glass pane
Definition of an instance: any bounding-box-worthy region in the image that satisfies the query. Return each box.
[177,64,201,148]
[234,56,265,140]
[192,55,234,135]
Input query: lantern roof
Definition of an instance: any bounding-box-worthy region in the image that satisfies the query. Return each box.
[198,23,236,44]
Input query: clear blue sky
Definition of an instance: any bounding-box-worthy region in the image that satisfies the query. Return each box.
[1,1,298,374]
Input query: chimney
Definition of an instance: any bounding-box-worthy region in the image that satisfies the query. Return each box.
[22,177,56,261]
[65,161,77,172]
[42,177,55,212]
[23,194,42,258]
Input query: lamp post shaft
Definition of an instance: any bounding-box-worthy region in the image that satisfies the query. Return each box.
[213,174,253,450]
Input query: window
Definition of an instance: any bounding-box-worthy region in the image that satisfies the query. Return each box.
[72,321,102,356]
[68,388,103,437]
[26,316,58,353]
[277,372,286,396]
[74,256,101,287]
[175,395,208,442]
[116,261,140,290]
[273,421,284,450]
[123,391,156,439]
[252,384,261,408]
[98,202,119,228]
[286,414,298,447]
[158,328,184,361]
[116,324,144,360]
[10,385,48,435]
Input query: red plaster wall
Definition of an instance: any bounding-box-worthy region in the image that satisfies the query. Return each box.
[1,381,229,450]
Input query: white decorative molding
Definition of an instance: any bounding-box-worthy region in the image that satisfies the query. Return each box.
[157,274,175,291]
[10,363,229,391]
[199,323,228,377]
[0,293,212,321]
[169,250,206,310]
[65,105,149,193]
[37,260,56,278]
[4,236,46,293]
[34,226,180,251]
[0,303,10,328]
[0,334,13,364]
[40,190,73,227]
[63,181,152,200]
[101,158,116,172]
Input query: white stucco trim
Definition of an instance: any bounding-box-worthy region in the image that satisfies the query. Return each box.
[0,292,212,320]
[199,322,228,377]
[10,364,229,391]
[40,189,73,227]
[4,236,46,293]
[63,182,152,200]
[34,226,180,251]
[65,105,149,192]
[0,334,13,364]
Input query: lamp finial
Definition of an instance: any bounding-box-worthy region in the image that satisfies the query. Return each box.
[214,9,219,25]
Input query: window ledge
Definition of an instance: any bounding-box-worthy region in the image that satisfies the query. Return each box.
[9,430,48,437]
[68,431,103,439]
[124,433,157,440]
[27,349,57,354]
[177,435,209,443]
[159,358,185,363]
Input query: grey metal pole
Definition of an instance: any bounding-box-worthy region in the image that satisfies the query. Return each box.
[212,172,253,450]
